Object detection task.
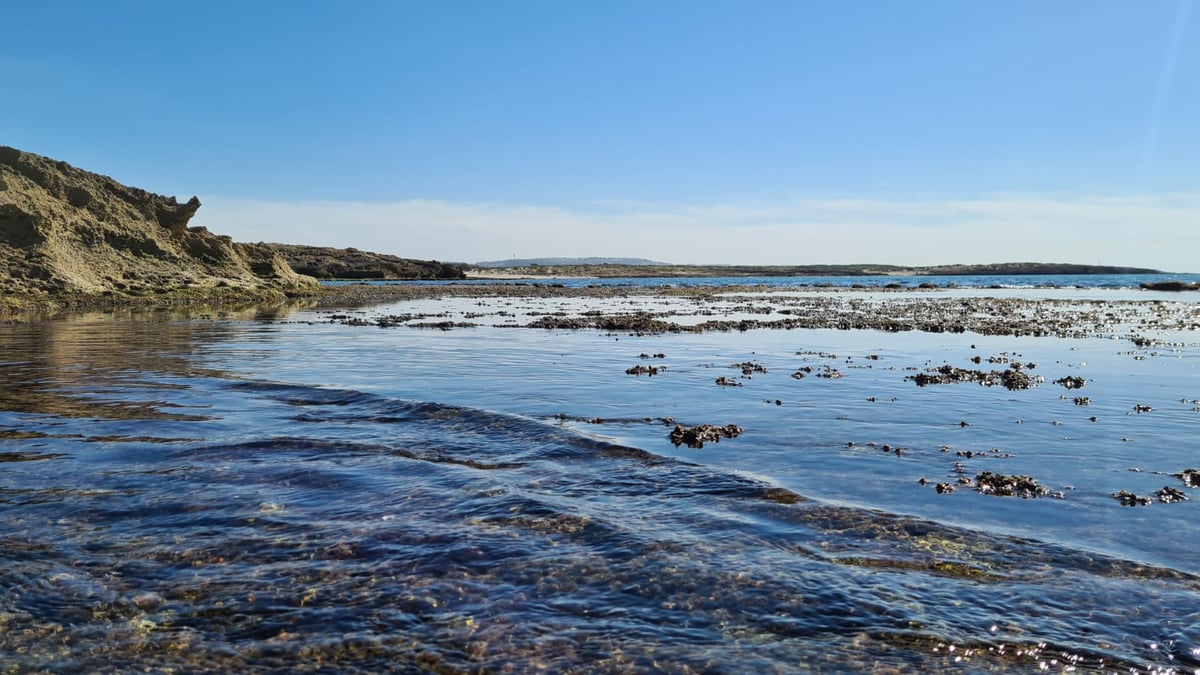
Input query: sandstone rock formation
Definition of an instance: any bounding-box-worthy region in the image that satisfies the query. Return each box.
[0,146,316,300]
[265,243,465,280]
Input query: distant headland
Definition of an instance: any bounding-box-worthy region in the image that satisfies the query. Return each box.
[0,146,462,316]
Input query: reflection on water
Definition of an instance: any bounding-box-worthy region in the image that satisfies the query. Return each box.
[0,303,312,424]
[1,305,1199,672]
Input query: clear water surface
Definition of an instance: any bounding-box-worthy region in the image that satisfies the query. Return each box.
[1,278,1199,672]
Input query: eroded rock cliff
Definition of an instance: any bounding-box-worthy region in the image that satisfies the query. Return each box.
[0,146,316,301]
[265,243,465,280]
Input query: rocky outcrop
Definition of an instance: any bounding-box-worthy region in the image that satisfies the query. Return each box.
[0,146,316,300]
[264,243,465,280]
[1140,280,1200,291]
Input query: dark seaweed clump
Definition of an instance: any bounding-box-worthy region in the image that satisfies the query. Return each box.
[1112,490,1152,507]
[1111,486,1189,506]
[1053,376,1086,389]
[1176,468,1200,487]
[974,471,1051,498]
[732,361,768,376]
[669,423,743,449]
[908,364,1039,391]
[1156,486,1189,504]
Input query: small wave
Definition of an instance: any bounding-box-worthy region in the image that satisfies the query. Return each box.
[225,380,674,466]
[0,450,68,462]
[3,376,1193,671]
[222,380,1197,574]
[223,380,1200,587]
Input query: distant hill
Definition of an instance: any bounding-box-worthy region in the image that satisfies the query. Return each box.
[473,257,668,268]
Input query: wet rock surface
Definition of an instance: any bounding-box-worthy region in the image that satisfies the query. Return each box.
[1156,486,1189,504]
[1112,490,1152,507]
[526,313,680,334]
[1110,487,1190,506]
[732,361,768,376]
[287,281,1200,350]
[907,363,1041,390]
[973,471,1052,498]
[1140,280,1200,291]
[1053,375,1086,389]
[1176,468,1200,488]
[668,423,743,449]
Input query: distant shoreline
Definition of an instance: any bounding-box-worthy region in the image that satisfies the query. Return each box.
[459,262,1169,279]
[463,270,597,281]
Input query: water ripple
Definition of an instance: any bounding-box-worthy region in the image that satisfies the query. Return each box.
[1,320,1198,671]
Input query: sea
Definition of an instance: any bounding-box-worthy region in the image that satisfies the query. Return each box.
[1,274,1198,672]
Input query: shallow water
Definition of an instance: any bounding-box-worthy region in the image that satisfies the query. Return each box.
[2,291,1199,672]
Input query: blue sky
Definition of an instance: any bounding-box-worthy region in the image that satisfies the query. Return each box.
[3,1,1197,270]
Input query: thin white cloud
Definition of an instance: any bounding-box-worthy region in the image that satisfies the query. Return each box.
[194,193,1200,272]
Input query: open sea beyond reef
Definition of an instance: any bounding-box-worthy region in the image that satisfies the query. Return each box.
[2,274,1199,673]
